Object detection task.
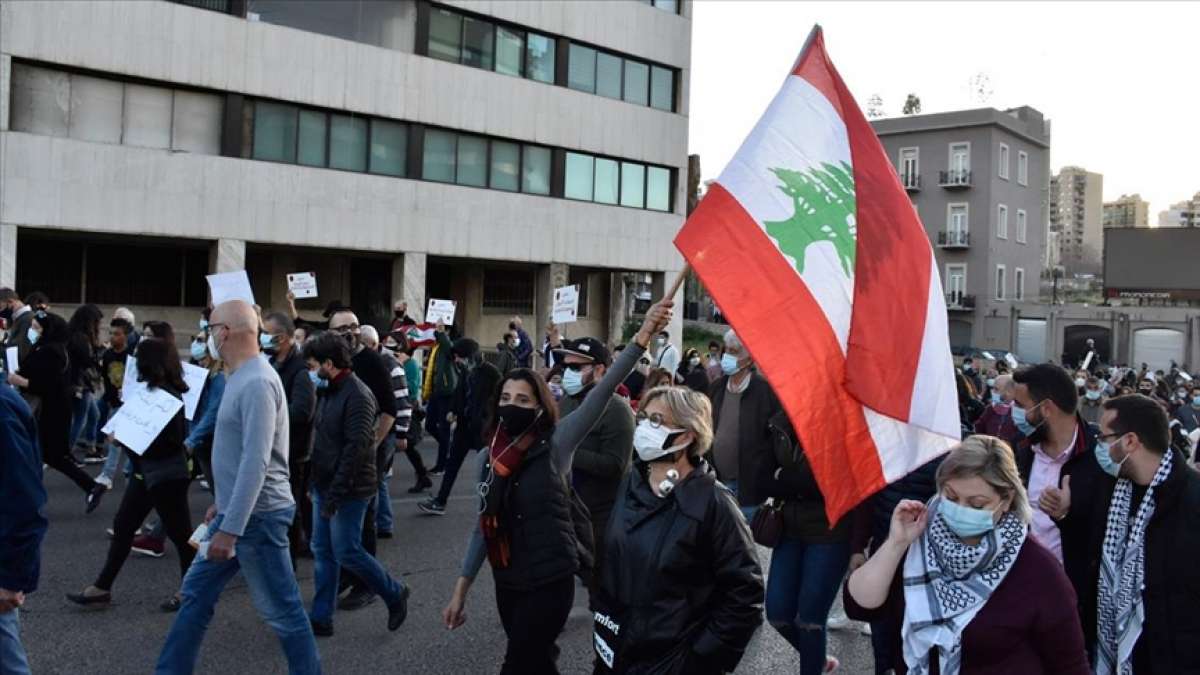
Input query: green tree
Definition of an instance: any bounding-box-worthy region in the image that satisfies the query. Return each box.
[763,162,857,277]
[902,93,922,115]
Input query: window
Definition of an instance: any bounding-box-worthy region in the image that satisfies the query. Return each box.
[1016,209,1027,243]
[621,162,646,208]
[565,152,594,200]
[949,142,970,173]
[568,43,597,93]
[1015,268,1025,301]
[369,119,407,177]
[525,33,556,83]
[596,52,623,100]
[945,264,967,304]
[654,0,678,12]
[495,26,523,77]
[948,203,968,235]
[995,265,1006,301]
[594,158,620,204]
[623,60,649,106]
[171,91,222,154]
[998,143,1009,180]
[297,109,328,167]
[461,16,494,70]
[569,268,590,318]
[1017,151,1029,185]
[899,147,919,187]
[253,101,299,163]
[563,151,672,211]
[422,129,456,182]
[329,114,368,172]
[489,140,520,191]
[650,66,674,111]
[11,64,69,136]
[997,204,1008,239]
[428,8,462,63]
[69,75,123,144]
[647,166,671,211]
[482,268,535,314]
[522,145,551,195]
[455,134,488,187]
[122,84,172,149]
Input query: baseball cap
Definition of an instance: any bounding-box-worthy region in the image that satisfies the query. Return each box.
[553,337,611,366]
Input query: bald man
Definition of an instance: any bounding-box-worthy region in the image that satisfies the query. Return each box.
[974,373,1021,447]
[157,300,319,674]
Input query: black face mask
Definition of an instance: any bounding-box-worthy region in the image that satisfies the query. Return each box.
[394,311,405,318]
[497,404,539,437]
[0,306,10,322]
[342,331,359,351]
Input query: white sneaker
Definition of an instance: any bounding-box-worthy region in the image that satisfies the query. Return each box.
[858,622,872,636]
[199,479,210,490]
[95,475,113,489]
[826,615,852,631]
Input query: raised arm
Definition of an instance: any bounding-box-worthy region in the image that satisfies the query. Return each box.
[846,499,926,614]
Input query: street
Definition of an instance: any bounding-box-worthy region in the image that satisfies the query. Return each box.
[22,441,874,674]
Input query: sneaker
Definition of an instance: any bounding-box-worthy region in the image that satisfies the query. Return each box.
[407,475,433,494]
[85,484,106,514]
[338,587,377,611]
[160,594,182,613]
[131,534,166,558]
[417,498,445,516]
[387,585,410,631]
[199,479,210,491]
[826,614,851,631]
[310,618,333,637]
[858,622,872,636]
[82,451,106,465]
[95,474,113,490]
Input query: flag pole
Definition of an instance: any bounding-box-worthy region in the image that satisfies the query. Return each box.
[663,263,690,302]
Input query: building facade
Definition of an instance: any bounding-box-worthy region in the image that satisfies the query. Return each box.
[0,0,692,348]
[872,106,1050,351]
[1049,166,1104,275]
[1157,191,1200,227]
[1102,193,1149,228]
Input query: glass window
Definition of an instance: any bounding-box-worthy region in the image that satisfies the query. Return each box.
[423,129,456,183]
[369,119,406,177]
[329,114,367,171]
[655,0,678,11]
[489,140,520,191]
[68,75,124,144]
[252,101,298,163]
[171,91,222,155]
[428,8,462,63]
[568,43,596,93]
[297,109,327,167]
[522,146,551,195]
[10,64,70,137]
[650,65,674,111]
[122,84,172,149]
[565,152,594,201]
[594,158,619,204]
[526,33,556,83]
[623,60,649,106]
[596,52,622,100]
[647,166,671,211]
[462,16,494,70]
[621,162,645,208]
[495,26,523,77]
[456,134,487,187]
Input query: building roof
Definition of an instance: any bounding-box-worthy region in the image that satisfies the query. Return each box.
[871,106,1051,148]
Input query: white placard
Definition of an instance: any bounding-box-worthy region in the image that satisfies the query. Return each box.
[181,363,209,421]
[1179,371,1194,383]
[980,351,995,361]
[206,270,255,306]
[120,355,144,402]
[188,522,209,550]
[1005,353,1020,369]
[426,298,457,325]
[552,285,579,325]
[105,385,184,456]
[4,346,17,374]
[1081,350,1095,370]
[286,271,318,299]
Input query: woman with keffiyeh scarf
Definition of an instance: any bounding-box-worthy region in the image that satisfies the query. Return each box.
[439,300,674,675]
[844,435,1090,675]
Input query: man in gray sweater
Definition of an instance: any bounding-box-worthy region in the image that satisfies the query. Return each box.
[157,300,319,675]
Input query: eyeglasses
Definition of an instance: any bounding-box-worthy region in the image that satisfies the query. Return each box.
[332,324,359,333]
[562,363,594,372]
[208,322,228,333]
[1096,430,1126,442]
[635,411,670,428]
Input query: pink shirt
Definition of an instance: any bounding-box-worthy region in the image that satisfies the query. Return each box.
[1028,427,1077,562]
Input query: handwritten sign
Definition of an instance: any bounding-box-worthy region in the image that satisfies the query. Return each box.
[206,270,255,306]
[1005,353,1020,370]
[552,285,579,325]
[287,271,318,299]
[103,385,183,456]
[4,346,17,373]
[120,355,144,402]
[426,298,457,326]
[181,363,209,421]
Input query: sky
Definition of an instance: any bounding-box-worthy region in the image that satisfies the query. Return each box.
[688,1,1200,221]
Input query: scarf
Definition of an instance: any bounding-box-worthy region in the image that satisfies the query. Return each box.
[902,496,1026,675]
[1095,449,1173,675]
[478,427,538,569]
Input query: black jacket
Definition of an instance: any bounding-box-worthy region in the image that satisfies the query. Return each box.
[19,343,72,456]
[560,388,635,525]
[594,461,764,675]
[762,411,850,543]
[494,343,518,377]
[853,454,944,555]
[708,372,782,506]
[452,360,502,450]
[310,372,379,503]
[271,347,315,464]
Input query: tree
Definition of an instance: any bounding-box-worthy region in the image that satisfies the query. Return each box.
[968,72,993,105]
[866,93,884,119]
[902,94,921,115]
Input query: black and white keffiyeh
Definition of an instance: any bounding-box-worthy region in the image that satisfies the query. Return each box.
[1095,449,1174,675]
[901,496,1026,675]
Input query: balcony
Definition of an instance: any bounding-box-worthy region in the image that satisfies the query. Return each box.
[946,293,976,311]
[938,169,972,189]
[937,230,970,249]
[901,172,921,192]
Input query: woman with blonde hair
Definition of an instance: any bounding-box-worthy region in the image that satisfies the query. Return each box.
[591,385,764,674]
[844,435,1089,675]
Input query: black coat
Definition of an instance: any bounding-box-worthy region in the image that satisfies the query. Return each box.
[310,372,379,503]
[594,461,764,675]
[708,372,782,506]
[852,454,944,555]
[271,348,316,464]
[452,360,502,450]
[762,411,849,543]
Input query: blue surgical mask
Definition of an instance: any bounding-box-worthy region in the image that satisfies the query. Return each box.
[309,370,328,390]
[1085,389,1101,401]
[990,392,1003,405]
[986,378,996,388]
[199,319,209,331]
[27,327,40,345]
[938,497,997,538]
[1012,402,1041,437]
[190,341,208,361]
[721,353,741,376]
[259,333,279,352]
[1193,395,1200,406]
[562,368,585,396]
[1095,437,1128,478]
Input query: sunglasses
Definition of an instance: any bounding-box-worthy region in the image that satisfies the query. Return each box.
[562,362,594,372]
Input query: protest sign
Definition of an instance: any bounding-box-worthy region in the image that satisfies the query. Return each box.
[287,272,318,299]
[4,346,17,373]
[181,362,209,421]
[426,299,457,325]
[103,385,184,456]
[552,285,579,325]
[207,270,255,306]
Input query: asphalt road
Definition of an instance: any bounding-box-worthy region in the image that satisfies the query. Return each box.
[21,441,875,674]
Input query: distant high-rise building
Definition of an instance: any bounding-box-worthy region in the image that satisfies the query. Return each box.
[1049,167,1104,275]
[1157,192,1200,227]
[1102,193,1149,228]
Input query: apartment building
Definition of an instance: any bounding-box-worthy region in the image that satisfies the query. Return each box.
[1049,166,1104,275]
[1158,191,1200,227]
[872,106,1050,351]
[1102,193,1149,228]
[0,0,691,345]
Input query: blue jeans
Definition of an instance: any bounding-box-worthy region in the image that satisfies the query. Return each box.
[69,391,98,448]
[309,492,403,624]
[0,609,30,675]
[375,480,393,534]
[156,508,319,675]
[765,538,851,675]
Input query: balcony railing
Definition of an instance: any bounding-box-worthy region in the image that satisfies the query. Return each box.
[901,172,920,192]
[938,169,972,189]
[937,230,970,248]
[946,293,976,311]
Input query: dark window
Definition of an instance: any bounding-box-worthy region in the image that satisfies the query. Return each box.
[569,268,590,318]
[16,236,83,304]
[565,152,594,200]
[369,119,407,177]
[169,0,232,13]
[423,129,456,182]
[462,16,494,70]
[428,8,463,63]
[647,165,671,211]
[252,101,298,163]
[455,134,487,187]
[650,65,674,111]
[522,145,551,195]
[568,43,597,93]
[482,268,535,314]
[526,33,556,83]
[329,114,368,172]
[596,52,623,100]
[297,109,327,167]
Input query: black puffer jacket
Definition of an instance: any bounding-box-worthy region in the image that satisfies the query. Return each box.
[310,371,379,504]
[762,411,850,542]
[594,460,764,675]
[271,347,315,464]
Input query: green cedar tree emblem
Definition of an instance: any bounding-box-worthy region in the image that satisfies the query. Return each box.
[763,161,858,277]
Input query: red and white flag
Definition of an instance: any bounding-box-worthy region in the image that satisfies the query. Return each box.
[402,323,438,348]
[676,26,960,522]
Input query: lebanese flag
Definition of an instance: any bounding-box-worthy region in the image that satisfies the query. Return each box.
[676,26,960,522]
[403,323,438,348]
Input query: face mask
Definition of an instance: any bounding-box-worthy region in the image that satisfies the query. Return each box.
[962,363,973,373]
[1095,437,1128,478]
[633,419,689,462]
[512,337,520,348]
[938,497,997,538]
[721,353,742,376]
[548,383,564,399]
[498,404,540,437]
[308,369,328,390]
[986,378,996,388]
[199,319,209,331]
[990,392,1003,405]
[1177,390,1188,400]
[1012,402,1041,437]
[207,334,222,362]
[190,341,208,361]
[259,333,278,353]
[656,337,667,346]
[1075,378,1086,388]
[689,357,701,368]
[1193,395,1200,406]
[562,368,586,397]
[394,310,405,318]
[27,327,40,345]
[1085,389,1101,401]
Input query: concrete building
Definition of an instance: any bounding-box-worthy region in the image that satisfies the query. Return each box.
[1157,191,1200,227]
[0,0,692,349]
[1049,166,1104,275]
[872,106,1051,350]
[1102,193,1149,228]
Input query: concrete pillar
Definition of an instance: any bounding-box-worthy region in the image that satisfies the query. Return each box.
[607,271,626,346]
[391,252,427,322]
[0,54,11,131]
[213,237,246,273]
[0,224,15,289]
[535,262,569,337]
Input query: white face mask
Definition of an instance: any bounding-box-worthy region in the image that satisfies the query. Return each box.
[207,333,222,362]
[633,419,688,462]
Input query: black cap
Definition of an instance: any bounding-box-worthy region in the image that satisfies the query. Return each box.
[553,337,611,366]
[451,338,479,359]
